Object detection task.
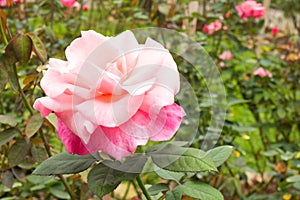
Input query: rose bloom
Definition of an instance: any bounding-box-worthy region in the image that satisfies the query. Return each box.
[0,0,23,6]
[34,30,185,160]
[219,50,233,60]
[271,27,278,36]
[202,20,223,35]
[235,0,265,19]
[253,67,272,78]
[60,0,79,8]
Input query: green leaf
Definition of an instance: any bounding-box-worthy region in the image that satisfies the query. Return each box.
[103,154,148,173]
[227,98,250,106]
[87,162,139,198]
[0,128,18,147]
[148,183,169,196]
[25,113,44,138]
[286,175,300,183]
[49,185,71,199]
[1,170,14,188]
[154,167,184,183]
[165,188,182,200]
[0,115,17,127]
[0,67,8,93]
[26,32,47,64]
[31,146,48,163]
[8,138,30,167]
[204,145,233,167]
[5,34,32,66]
[178,181,224,200]
[149,143,217,172]
[32,152,97,175]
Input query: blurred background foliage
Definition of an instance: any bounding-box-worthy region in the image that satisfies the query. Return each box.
[0,0,300,199]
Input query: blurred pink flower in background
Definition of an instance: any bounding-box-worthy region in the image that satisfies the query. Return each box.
[202,20,223,35]
[236,0,265,19]
[219,50,233,60]
[219,61,226,68]
[60,0,80,8]
[225,12,230,18]
[253,67,272,78]
[271,27,278,36]
[82,5,88,11]
[33,30,185,160]
[0,0,23,6]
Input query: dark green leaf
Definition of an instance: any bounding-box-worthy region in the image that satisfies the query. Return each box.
[32,152,97,175]
[26,32,47,64]
[1,170,14,188]
[0,66,8,93]
[5,34,32,66]
[103,154,148,173]
[87,162,139,198]
[204,146,233,167]
[0,115,17,127]
[8,138,30,167]
[150,144,217,172]
[165,188,182,200]
[178,181,224,200]
[0,128,18,147]
[25,113,44,138]
[148,183,169,196]
[31,146,48,163]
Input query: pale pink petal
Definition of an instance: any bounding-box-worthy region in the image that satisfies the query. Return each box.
[33,94,76,115]
[140,84,174,115]
[76,93,144,127]
[65,30,107,63]
[33,98,52,117]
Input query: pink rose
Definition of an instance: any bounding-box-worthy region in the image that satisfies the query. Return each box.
[253,67,272,78]
[219,61,226,68]
[235,0,265,19]
[82,5,88,11]
[271,27,278,36]
[219,50,233,60]
[33,30,185,160]
[202,20,223,35]
[225,12,230,18]
[60,0,79,8]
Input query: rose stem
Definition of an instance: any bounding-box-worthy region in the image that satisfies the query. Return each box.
[136,175,152,200]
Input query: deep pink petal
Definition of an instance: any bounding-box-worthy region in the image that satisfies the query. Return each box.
[57,117,96,155]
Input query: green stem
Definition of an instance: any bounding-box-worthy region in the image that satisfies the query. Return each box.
[136,175,152,200]
[13,64,34,115]
[0,19,8,45]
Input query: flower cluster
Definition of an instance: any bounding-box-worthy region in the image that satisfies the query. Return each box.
[235,0,265,19]
[253,67,272,78]
[202,20,226,35]
[219,50,233,60]
[34,30,185,160]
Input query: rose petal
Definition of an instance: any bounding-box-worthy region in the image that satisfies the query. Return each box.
[76,93,144,127]
[149,103,185,141]
[65,30,107,63]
